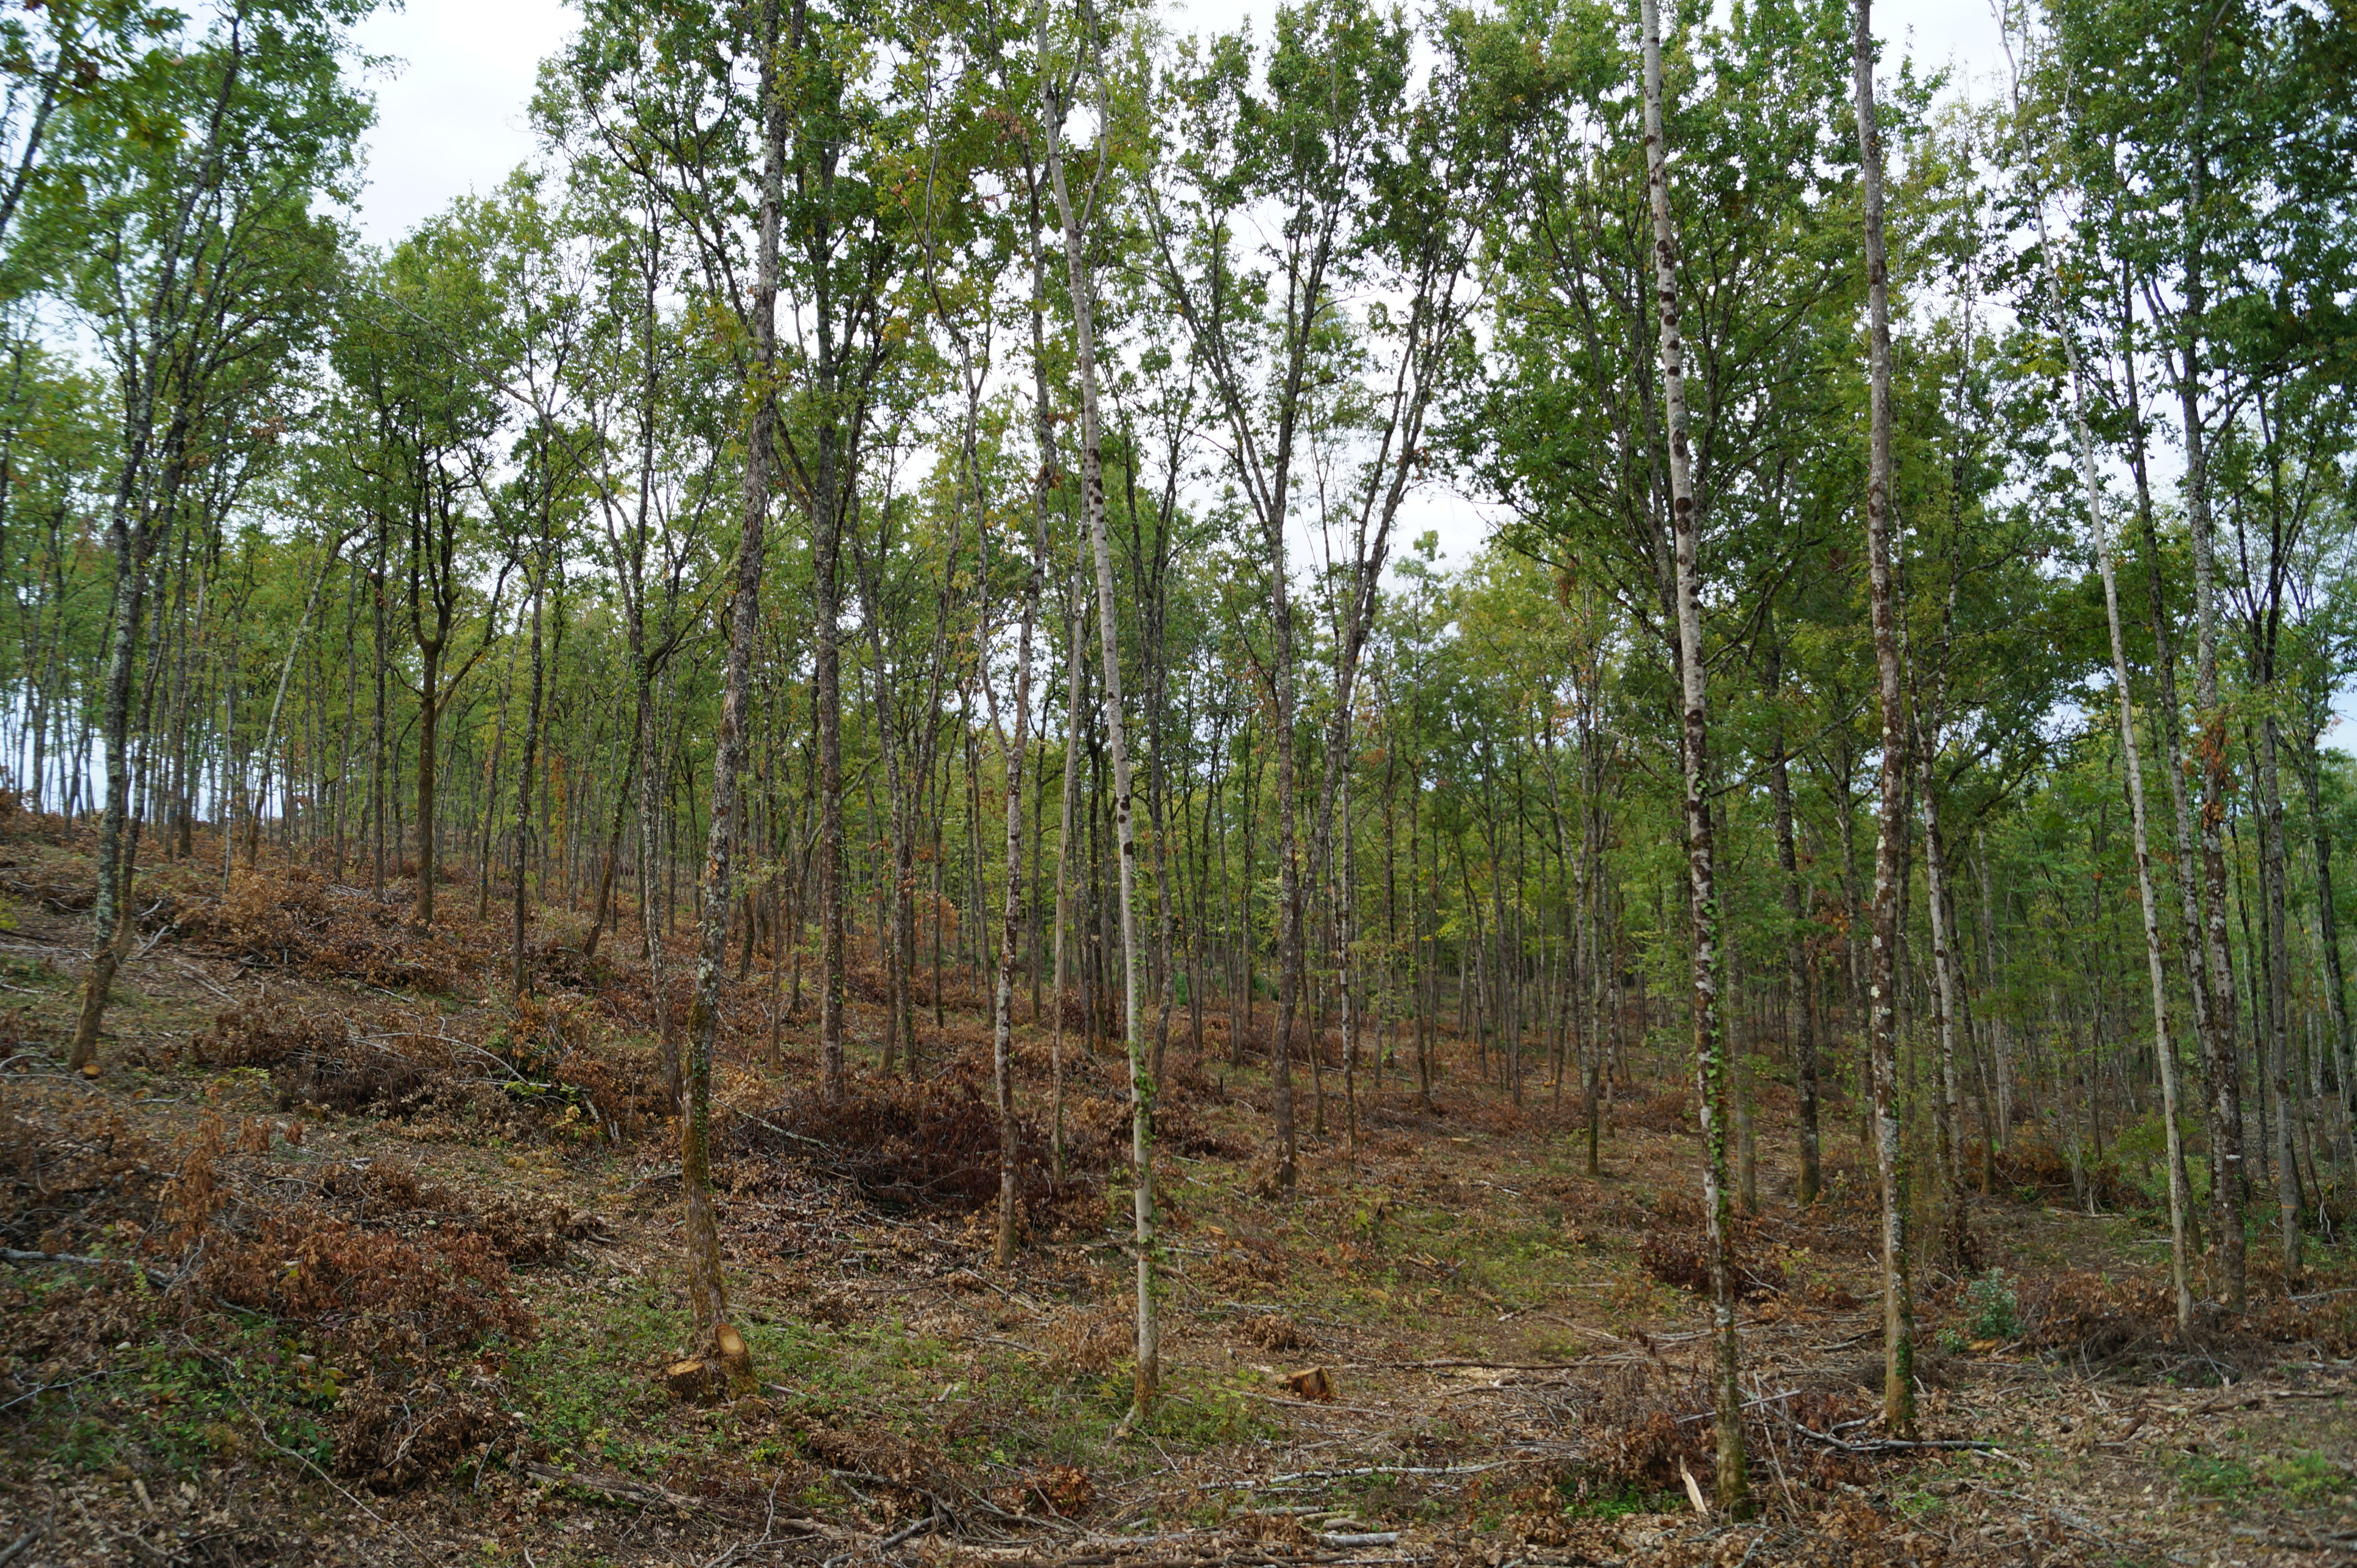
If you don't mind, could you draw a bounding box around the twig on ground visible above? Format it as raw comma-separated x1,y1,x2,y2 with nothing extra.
1256,1462,1518,1485
2,1248,171,1287
170,957,237,1004
1793,1423,1999,1456
200,1349,436,1567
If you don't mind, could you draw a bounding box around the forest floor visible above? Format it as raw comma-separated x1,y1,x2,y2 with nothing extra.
4,821,2356,1568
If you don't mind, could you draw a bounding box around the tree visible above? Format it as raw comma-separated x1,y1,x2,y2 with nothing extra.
1851,0,1914,1437
1045,0,1154,1416
1641,0,1747,1512
676,0,783,1393
60,0,371,1069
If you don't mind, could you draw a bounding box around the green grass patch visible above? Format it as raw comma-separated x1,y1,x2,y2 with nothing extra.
2175,1450,2355,1506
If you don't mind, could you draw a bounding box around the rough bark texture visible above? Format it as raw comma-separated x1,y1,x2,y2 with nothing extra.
1640,0,1747,1513
1767,635,1819,1205
2023,184,2197,1319
2173,100,2246,1311
682,0,783,1363
992,184,1058,1267
1852,0,1914,1438
513,556,545,998
2089,454,2196,1324
2257,713,2299,1282
1915,742,1972,1270
2300,746,2356,1177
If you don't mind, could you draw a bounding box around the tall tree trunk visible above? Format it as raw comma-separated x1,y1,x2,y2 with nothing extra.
2299,741,2355,1177
1852,0,1915,1437
1767,632,1820,1205
681,0,782,1389
1047,74,1154,1418
68,501,161,1072
2022,194,2198,1319
1641,0,1746,1510
1049,565,1084,1180
813,451,847,1096
412,637,443,927
69,29,248,1070
2118,296,2225,1292
1914,732,1972,1268
2171,97,2248,1311
641,662,678,1107
993,195,1059,1265
514,552,546,996
583,758,634,960
2257,713,2299,1283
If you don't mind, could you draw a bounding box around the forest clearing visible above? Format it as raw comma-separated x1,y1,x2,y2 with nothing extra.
1,0,2355,1561
2,825,2353,1567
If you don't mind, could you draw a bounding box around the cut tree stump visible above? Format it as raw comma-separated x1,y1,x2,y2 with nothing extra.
716,1321,757,1399
667,1323,757,1404
665,1358,722,1404
1284,1366,1334,1401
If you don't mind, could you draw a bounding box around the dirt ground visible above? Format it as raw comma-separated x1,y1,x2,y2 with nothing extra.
3,827,2354,1568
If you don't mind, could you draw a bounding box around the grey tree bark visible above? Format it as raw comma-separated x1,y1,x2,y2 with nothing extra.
1640,0,1747,1511
1851,0,1915,1437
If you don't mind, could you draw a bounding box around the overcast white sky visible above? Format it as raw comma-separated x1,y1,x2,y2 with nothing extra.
341,1,2353,742
346,0,2013,249
346,0,2016,537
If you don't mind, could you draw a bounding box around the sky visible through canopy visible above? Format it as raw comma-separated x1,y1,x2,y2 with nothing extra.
346,0,2353,743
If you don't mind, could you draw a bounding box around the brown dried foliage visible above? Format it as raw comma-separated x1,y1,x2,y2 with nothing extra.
187,999,350,1069
177,867,473,991
737,1065,1091,1217
1983,1136,2146,1212
4,1097,551,1493
200,1210,531,1367
313,1158,603,1265
799,1421,940,1485
1636,1227,1787,1301
0,1084,167,1251
2003,1267,2356,1379
1041,1300,1133,1372
483,993,668,1139
331,1371,508,1491
1569,1359,1873,1504
1241,1312,1308,1352
1015,1464,1094,1517
1615,1087,1697,1133
274,1034,436,1118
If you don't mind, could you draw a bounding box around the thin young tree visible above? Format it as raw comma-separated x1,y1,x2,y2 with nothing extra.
2002,14,2195,1326
1639,0,1747,1513
679,0,783,1392
1044,8,1154,1417
1851,0,1914,1437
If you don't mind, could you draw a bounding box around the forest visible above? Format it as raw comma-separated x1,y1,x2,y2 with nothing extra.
1,0,2355,1561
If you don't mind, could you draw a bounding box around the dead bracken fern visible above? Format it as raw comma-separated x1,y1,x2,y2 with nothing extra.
175,866,475,991
1,1096,560,1493
735,1065,1088,1217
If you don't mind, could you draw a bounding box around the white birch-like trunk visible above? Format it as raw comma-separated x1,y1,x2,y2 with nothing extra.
1641,0,1746,1512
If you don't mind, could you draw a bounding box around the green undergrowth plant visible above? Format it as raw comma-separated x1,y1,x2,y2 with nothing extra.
2175,1451,2355,1507
10,1285,338,1479
1556,1477,1681,1521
